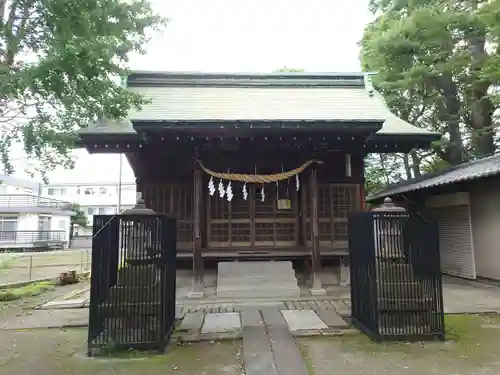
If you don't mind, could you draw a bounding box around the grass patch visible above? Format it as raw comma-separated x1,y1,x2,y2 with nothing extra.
0,281,56,301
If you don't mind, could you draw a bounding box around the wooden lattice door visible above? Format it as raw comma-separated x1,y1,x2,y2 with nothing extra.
304,184,360,251
207,189,251,248
142,185,193,251
207,184,298,249
253,184,297,248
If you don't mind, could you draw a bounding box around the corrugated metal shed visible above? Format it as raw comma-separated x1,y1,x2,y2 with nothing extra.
368,153,500,201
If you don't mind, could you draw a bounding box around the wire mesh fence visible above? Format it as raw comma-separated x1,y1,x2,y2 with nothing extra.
0,249,91,286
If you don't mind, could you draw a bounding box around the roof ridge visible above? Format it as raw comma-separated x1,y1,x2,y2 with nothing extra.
126,71,367,88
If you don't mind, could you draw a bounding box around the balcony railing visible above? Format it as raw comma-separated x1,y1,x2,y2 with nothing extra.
0,230,66,245
0,194,72,210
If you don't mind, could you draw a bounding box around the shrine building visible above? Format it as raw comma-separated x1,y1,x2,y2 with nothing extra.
78,71,440,294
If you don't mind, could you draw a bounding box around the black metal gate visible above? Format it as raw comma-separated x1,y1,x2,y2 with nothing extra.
87,214,177,355
348,211,445,341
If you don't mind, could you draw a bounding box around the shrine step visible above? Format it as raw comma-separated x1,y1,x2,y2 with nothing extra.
216,261,301,298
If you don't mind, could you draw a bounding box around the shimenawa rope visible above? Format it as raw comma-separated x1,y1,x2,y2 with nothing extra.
195,159,323,184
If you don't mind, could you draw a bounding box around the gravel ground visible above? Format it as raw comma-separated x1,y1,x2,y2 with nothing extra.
298,314,500,375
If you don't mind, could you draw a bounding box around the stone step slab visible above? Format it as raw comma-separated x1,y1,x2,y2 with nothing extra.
217,260,300,299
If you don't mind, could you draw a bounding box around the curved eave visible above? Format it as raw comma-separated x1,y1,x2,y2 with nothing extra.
366,131,442,153
130,119,383,134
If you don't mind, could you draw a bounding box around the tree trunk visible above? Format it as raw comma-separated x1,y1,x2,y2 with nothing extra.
402,154,413,179
409,150,421,178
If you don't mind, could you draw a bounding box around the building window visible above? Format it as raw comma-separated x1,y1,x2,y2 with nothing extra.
38,216,52,241
47,188,60,196
0,215,18,241
98,207,106,214
76,188,81,195
84,188,96,195
87,207,95,215
99,187,108,195
61,188,68,196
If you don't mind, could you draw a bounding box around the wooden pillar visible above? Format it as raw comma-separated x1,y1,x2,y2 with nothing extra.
188,162,205,298
309,167,326,295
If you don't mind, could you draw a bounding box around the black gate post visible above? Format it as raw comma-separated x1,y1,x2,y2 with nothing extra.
348,197,445,341
87,199,177,355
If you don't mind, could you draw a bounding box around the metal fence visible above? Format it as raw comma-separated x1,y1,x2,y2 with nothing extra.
348,211,445,341
0,230,66,245
0,249,91,286
87,214,177,355
0,194,72,210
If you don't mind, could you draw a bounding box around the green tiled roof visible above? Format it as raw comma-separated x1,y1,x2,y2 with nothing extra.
79,71,440,138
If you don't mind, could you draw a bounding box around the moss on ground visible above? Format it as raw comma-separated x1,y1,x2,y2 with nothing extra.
299,313,500,369
0,281,56,301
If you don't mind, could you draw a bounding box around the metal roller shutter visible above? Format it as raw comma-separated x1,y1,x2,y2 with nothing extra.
429,205,476,279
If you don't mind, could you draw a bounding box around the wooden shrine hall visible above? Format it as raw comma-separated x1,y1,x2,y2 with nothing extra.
79,71,440,295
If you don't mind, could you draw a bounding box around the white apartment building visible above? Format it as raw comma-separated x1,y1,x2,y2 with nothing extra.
42,181,137,225
0,175,73,250
41,153,138,230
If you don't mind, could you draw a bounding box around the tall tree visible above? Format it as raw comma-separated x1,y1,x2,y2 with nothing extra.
69,203,88,237
360,0,500,165
0,0,165,178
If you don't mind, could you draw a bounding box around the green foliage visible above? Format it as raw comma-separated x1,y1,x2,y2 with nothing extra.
0,281,55,301
360,0,500,165
364,154,404,197
70,203,88,228
0,0,166,179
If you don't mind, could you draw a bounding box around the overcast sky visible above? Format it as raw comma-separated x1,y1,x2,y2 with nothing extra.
13,0,372,185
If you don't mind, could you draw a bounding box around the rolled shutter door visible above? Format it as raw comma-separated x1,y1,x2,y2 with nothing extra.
429,205,475,279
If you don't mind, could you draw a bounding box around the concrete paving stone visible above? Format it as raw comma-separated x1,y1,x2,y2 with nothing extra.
178,311,205,332
201,312,241,334
234,301,285,310
261,308,287,327
39,299,86,309
314,307,349,328
3,308,89,330
241,308,263,328
242,326,279,375
281,309,328,332
267,325,310,375
198,331,242,341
